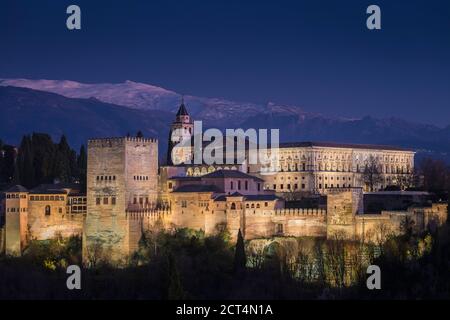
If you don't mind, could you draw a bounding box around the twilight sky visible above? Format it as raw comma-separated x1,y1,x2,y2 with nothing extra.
1,0,449,126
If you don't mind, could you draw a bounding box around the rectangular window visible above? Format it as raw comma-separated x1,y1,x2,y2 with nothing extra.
103,197,108,205
96,198,100,205
230,181,234,189
111,197,116,205
319,184,322,189
276,223,284,234
301,184,305,189
181,200,187,208
238,180,241,190
257,183,261,191
245,180,248,190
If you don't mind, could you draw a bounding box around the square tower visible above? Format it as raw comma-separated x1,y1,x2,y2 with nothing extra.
84,137,158,265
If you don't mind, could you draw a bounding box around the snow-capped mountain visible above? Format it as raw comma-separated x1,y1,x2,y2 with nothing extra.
0,78,315,127
1,79,449,162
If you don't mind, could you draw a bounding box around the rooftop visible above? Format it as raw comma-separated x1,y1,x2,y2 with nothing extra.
5,185,28,193
214,194,281,201
176,101,189,116
202,170,264,182
278,141,413,152
29,183,81,195
172,184,222,193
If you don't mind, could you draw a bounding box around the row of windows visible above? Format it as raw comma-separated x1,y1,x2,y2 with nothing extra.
44,206,63,215
275,163,411,174
6,194,27,199
318,184,352,189
279,153,411,163
273,183,306,190
229,180,261,191
6,207,27,212
96,197,116,205
245,202,269,209
318,176,351,181
71,205,87,212
70,197,87,204
132,197,151,205
96,175,116,181
133,176,149,181
30,195,65,201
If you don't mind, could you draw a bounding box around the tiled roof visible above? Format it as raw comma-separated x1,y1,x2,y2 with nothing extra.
278,141,412,151
169,176,202,181
244,194,281,201
29,183,80,195
173,184,222,193
202,170,264,182
5,185,28,193
176,102,189,116
214,194,281,202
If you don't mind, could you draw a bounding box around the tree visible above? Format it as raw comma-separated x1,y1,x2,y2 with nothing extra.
136,131,144,138
77,145,87,190
362,155,383,192
0,144,17,183
52,135,75,183
393,170,417,190
418,157,449,196
31,133,56,184
233,229,247,274
17,135,36,188
165,254,185,299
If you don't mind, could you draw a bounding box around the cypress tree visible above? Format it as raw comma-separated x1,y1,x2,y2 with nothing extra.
17,135,35,188
53,135,72,183
31,133,56,184
77,144,87,190
166,254,185,299
233,229,247,274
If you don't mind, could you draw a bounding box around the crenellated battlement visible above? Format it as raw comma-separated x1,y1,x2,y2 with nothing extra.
326,187,363,194
126,208,171,220
242,208,326,217
125,136,158,143
274,208,326,216
88,136,158,147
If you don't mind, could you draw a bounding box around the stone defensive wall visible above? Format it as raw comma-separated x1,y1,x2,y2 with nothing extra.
273,208,326,216
125,208,171,220
28,213,84,241
87,137,158,147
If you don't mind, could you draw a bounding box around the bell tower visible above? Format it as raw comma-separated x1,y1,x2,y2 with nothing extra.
166,97,194,165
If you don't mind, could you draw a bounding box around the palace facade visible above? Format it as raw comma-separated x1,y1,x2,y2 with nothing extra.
0,101,446,264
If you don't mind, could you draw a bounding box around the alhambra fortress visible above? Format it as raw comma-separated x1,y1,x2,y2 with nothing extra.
0,102,447,264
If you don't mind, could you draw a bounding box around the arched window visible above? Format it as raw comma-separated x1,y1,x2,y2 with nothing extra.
230,202,236,210
45,205,51,216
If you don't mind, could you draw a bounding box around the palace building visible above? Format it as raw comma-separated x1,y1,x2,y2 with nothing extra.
0,100,446,264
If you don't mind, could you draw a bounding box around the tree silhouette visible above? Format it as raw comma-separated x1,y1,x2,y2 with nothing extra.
233,229,247,274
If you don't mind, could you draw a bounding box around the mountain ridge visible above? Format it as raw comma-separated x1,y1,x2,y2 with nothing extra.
0,80,449,162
